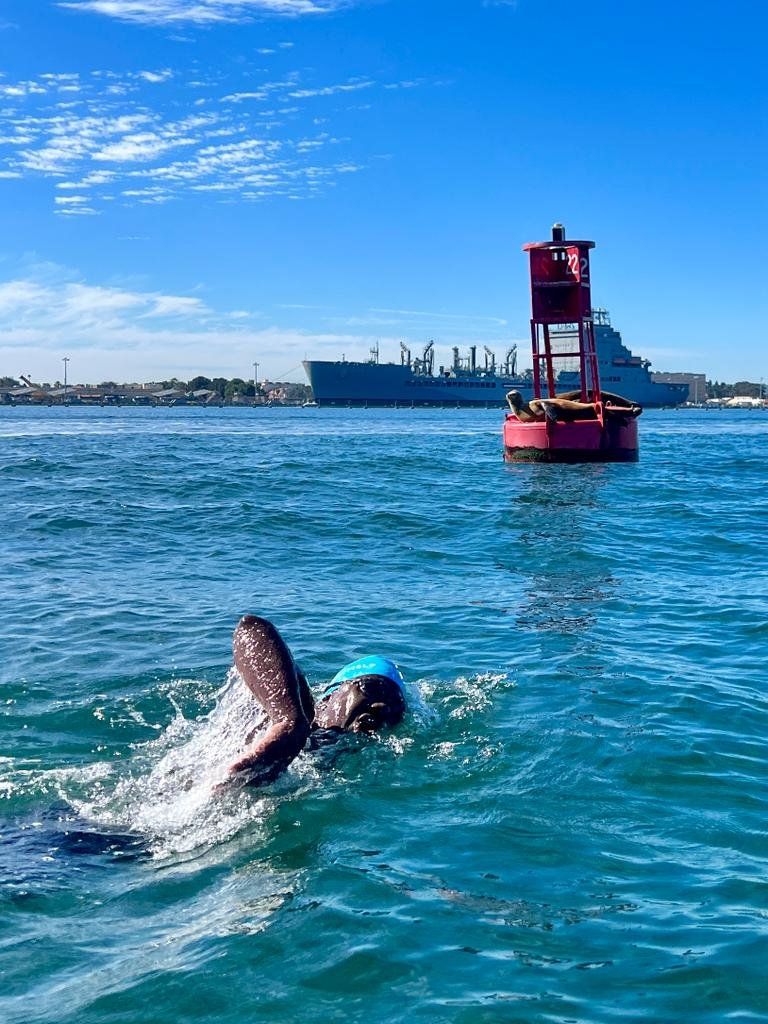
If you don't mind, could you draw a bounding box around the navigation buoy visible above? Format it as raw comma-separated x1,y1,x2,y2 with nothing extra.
503,224,641,462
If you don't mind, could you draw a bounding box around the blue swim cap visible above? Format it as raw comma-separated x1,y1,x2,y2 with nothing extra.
324,655,405,697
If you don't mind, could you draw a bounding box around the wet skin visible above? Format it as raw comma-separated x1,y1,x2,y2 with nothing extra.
228,615,405,786
506,390,598,423
506,389,642,422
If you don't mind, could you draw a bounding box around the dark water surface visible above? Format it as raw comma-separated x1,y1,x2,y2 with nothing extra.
1,407,767,1023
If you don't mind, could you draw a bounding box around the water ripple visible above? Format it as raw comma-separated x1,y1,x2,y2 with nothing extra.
1,407,768,1023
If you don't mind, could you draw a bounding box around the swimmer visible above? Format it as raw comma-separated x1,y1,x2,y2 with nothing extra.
225,615,406,786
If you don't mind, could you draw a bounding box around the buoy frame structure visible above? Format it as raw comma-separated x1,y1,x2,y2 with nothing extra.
503,223,641,463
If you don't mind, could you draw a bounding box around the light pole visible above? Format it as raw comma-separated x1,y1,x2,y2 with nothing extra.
253,362,259,403
63,356,70,399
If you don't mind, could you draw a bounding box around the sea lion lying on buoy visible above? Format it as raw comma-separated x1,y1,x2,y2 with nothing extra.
556,390,642,417
506,390,598,423
506,390,642,423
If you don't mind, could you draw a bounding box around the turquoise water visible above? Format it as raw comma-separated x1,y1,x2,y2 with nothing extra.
2,407,767,1024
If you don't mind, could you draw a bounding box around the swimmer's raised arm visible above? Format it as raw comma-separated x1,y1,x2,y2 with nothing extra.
228,615,312,784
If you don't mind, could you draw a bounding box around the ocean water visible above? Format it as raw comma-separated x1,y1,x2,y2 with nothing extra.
1,406,767,1024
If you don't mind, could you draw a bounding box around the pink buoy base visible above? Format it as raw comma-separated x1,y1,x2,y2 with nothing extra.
503,410,639,463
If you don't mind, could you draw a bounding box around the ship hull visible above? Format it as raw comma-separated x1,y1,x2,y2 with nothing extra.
303,323,689,408
302,359,531,407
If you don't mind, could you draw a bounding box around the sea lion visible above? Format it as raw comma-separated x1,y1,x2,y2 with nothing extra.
505,390,598,423
506,390,642,423
556,390,642,417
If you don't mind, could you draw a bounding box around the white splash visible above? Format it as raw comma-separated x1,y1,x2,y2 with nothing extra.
60,670,485,858
73,669,276,859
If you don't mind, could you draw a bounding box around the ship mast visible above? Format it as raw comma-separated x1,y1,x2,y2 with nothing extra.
504,345,517,376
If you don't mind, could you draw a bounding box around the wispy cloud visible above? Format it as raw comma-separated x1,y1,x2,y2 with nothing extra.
54,194,98,215
0,65,403,213
0,273,214,341
58,1,352,26
317,307,511,337
370,307,509,326
138,69,174,83
0,260,529,382
0,267,401,382
288,79,374,99
1,80,49,98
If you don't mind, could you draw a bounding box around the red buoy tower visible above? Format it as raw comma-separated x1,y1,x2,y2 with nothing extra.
503,223,641,462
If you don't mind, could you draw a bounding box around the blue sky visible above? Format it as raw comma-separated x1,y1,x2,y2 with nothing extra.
0,0,765,384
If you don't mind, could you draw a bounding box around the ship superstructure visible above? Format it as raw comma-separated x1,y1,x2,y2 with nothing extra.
303,311,688,408
556,309,683,403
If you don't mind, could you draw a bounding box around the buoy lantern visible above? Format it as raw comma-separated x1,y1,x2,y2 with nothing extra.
503,224,641,462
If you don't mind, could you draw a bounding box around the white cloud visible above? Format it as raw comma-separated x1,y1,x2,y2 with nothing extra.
1,81,47,98
94,129,199,162
221,91,266,103
370,308,509,326
0,262,530,385
58,1,351,26
0,66,382,211
57,170,118,188
315,307,514,341
0,280,48,312
0,270,395,382
288,80,374,99
138,70,173,83
146,294,209,317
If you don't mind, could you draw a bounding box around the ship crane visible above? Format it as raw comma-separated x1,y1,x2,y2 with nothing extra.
400,341,411,368
483,346,496,373
422,340,435,375
504,345,518,377
412,340,434,376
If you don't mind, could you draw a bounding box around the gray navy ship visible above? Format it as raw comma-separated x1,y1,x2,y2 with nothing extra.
303,309,688,408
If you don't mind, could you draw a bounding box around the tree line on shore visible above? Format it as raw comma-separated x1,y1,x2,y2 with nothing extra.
706,380,765,400
0,375,312,401
2,374,764,401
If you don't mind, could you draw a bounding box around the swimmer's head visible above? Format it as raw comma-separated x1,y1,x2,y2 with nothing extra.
313,656,406,734
314,674,406,733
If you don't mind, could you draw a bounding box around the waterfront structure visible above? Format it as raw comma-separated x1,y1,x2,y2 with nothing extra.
651,372,707,404
723,396,767,408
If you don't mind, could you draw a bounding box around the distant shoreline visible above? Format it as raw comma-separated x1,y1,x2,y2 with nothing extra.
0,398,311,409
